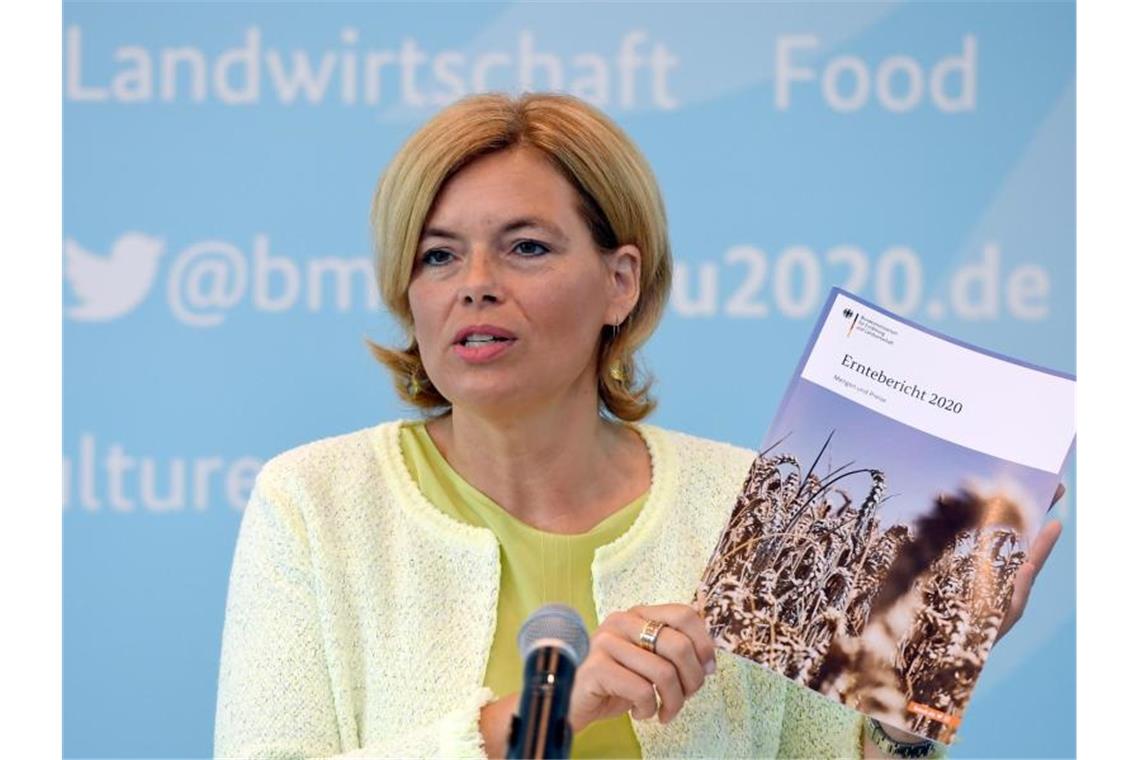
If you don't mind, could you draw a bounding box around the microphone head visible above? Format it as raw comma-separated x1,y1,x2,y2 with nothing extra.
516,604,590,666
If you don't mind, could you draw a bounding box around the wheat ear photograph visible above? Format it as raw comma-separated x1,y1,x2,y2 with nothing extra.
696,379,1063,744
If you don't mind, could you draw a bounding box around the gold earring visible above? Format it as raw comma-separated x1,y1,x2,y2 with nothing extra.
609,361,627,384
408,373,423,398
609,319,626,384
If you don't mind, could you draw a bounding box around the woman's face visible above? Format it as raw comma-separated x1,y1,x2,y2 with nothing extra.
408,146,640,417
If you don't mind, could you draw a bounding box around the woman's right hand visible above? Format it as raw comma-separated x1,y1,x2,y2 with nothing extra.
568,603,718,733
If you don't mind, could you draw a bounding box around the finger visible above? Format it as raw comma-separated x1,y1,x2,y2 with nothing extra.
1026,520,1062,575
998,565,1032,640
588,649,659,721
630,604,717,671
998,522,1063,641
595,631,687,722
605,613,706,697
653,627,707,697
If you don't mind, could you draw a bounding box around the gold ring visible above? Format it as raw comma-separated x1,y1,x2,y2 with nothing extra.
638,619,667,653
629,685,663,721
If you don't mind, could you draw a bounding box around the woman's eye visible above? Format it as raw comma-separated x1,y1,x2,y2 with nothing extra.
421,249,453,266
513,240,550,257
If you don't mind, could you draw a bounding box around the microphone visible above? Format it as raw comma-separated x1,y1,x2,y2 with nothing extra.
506,604,590,760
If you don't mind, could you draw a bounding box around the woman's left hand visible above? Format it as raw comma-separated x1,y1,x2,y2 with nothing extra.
994,483,1066,643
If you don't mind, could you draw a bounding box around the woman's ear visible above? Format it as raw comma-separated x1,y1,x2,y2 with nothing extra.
607,244,642,321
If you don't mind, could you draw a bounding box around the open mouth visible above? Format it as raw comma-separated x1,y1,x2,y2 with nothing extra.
458,334,514,347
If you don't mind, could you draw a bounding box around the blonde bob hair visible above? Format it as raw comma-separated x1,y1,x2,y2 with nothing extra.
367,92,672,422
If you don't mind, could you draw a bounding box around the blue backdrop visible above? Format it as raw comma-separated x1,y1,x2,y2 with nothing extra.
63,2,1075,757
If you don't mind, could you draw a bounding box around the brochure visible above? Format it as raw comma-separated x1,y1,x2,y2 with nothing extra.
695,288,1075,743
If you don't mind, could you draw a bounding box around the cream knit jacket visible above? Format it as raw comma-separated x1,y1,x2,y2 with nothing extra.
215,420,864,759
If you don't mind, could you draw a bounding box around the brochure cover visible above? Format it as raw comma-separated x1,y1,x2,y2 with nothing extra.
695,288,1075,744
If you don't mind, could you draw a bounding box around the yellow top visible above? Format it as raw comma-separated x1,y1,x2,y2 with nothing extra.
400,420,646,759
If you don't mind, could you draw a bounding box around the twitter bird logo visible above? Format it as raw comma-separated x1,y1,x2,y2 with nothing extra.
65,232,164,321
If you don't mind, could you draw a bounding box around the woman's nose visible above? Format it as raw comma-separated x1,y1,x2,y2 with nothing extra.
458,247,502,305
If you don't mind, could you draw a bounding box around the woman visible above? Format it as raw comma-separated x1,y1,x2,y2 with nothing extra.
214,93,1059,759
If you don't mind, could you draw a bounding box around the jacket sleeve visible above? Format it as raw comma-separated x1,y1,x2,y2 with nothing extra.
214,474,496,759
775,684,951,760
775,681,865,759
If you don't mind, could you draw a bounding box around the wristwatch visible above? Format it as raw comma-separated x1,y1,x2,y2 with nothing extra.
866,717,937,758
